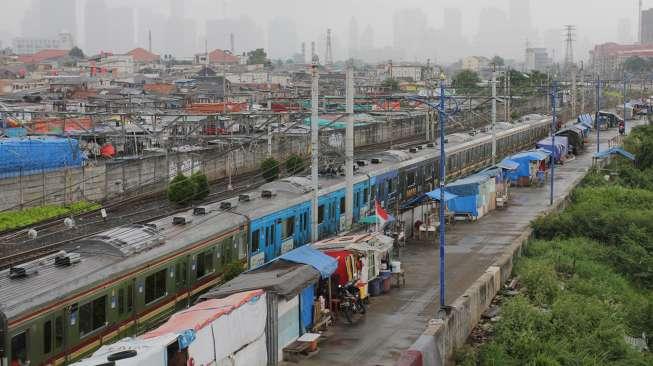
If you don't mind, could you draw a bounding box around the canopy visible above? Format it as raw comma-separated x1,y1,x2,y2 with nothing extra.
280,245,338,278
347,234,394,253
536,136,568,162
446,174,491,197
594,147,635,161
497,159,519,171
425,188,459,202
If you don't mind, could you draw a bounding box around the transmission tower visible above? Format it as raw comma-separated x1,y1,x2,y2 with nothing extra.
325,29,334,65
564,25,576,74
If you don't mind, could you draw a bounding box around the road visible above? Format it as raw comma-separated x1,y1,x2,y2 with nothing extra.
296,120,644,366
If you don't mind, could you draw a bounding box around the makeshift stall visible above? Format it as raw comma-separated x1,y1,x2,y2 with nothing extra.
477,158,519,208
537,136,569,163
556,127,585,154
444,173,497,220
200,246,337,365
505,150,551,187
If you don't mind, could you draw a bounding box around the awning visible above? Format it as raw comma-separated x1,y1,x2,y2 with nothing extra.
498,159,519,171
347,234,394,253
280,245,338,278
400,193,428,210
593,147,635,161
425,189,458,202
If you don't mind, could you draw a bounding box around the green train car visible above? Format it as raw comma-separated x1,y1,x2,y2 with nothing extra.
0,205,249,366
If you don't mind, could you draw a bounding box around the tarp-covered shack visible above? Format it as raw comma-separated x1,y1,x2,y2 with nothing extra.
505,150,550,186
200,246,336,365
444,173,497,219
537,136,568,163
556,127,584,154
0,137,86,177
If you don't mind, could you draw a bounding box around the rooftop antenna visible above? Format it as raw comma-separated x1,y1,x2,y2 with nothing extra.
311,41,316,61
325,29,333,65
230,33,235,54
301,42,306,63
148,29,152,53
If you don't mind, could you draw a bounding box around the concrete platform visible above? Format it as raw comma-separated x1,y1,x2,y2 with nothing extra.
295,121,643,366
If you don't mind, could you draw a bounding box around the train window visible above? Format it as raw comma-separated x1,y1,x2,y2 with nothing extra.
265,227,271,246
407,172,416,186
196,251,213,279
54,316,63,349
175,261,187,288
118,288,125,314
303,212,309,232
363,188,369,203
318,205,324,224
43,320,52,354
340,197,345,214
10,331,27,365
79,296,106,336
270,225,275,245
145,269,167,303
237,234,247,260
251,229,260,253
127,284,134,312
283,217,295,239
354,193,359,208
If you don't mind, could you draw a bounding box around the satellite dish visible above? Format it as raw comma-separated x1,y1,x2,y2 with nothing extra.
27,229,38,239
64,217,75,229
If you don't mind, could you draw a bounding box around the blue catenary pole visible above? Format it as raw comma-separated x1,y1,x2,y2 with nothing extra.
624,73,627,129
596,76,601,153
438,78,446,309
550,81,557,206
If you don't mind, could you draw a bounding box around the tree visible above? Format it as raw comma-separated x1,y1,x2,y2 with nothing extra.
247,48,269,65
260,157,280,182
491,55,505,67
382,78,400,92
69,46,85,59
452,70,481,92
285,154,305,174
190,172,210,200
167,173,196,204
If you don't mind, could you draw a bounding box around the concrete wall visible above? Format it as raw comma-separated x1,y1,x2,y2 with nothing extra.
0,114,427,211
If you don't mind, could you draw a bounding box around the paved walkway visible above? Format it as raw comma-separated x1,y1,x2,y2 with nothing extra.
297,121,643,366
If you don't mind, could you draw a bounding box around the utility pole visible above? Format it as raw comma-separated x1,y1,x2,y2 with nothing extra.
550,81,557,206
344,61,354,231
310,56,320,243
504,69,508,122
596,75,601,153
580,62,585,114
325,29,334,66
507,68,511,122
491,66,497,164
437,74,447,309
571,65,577,119
624,72,628,129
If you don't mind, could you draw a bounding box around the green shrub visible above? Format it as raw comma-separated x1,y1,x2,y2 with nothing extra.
167,173,196,204
285,154,305,174
191,172,210,200
261,157,280,182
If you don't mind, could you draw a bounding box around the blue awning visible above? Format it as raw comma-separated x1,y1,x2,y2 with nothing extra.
400,193,428,210
425,189,458,203
498,159,519,171
280,245,338,278
593,147,635,161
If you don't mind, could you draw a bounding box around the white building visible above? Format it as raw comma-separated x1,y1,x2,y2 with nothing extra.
462,56,490,73
97,55,135,76
525,48,551,72
12,32,74,55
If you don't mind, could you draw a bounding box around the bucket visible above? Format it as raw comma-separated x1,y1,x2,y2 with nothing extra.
380,271,392,293
390,261,401,273
369,278,382,296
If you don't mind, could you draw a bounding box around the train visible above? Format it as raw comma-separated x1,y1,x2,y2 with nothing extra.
0,115,551,366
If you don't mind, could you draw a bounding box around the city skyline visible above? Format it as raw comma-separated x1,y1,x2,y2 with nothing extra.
0,0,645,64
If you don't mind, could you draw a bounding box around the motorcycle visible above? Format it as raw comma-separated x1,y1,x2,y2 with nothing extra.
338,284,366,324
619,123,626,136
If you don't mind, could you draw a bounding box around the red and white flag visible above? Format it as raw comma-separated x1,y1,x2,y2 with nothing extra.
375,200,390,227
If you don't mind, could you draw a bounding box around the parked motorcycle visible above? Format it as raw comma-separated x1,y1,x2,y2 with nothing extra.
619,122,626,136
338,284,366,324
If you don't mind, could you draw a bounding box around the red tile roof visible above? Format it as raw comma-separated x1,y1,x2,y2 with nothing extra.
208,49,239,64
17,49,69,64
127,47,160,63
143,83,176,95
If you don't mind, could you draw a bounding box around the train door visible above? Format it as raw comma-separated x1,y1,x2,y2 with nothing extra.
40,311,65,365
249,226,265,268
10,330,28,366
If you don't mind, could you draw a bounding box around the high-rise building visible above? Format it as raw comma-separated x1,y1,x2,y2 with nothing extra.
22,0,77,40
475,7,511,57
12,32,74,55
137,8,166,54
348,17,359,59
84,0,109,54
641,8,653,44
509,0,532,36
268,17,298,60
393,8,428,61
443,8,463,39
618,18,633,44
525,47,551,72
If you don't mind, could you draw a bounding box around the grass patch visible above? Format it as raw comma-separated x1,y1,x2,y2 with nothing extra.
0,201,101,231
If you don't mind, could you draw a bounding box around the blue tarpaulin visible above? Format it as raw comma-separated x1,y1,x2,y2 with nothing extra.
177,329,196,349
497,159,519,171
505,150,551,182
299,284,315,333
574,123,590,137
446,174,490,197
280,245,338,278
578,113,594,129
537,136,568,162
594,147,635,161
0,137,86,177
425,189,458,202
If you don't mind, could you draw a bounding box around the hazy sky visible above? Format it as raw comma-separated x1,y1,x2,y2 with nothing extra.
0,0,644,62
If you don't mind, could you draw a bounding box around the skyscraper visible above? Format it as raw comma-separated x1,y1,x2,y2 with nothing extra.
393,8,428,61
22,0,77,39
509,0,532,35
348,17,359,59
475,7,511,57
443,8,463,39
641,8,653,44
268,17,298,60
618,18,633,44
84,0,109,53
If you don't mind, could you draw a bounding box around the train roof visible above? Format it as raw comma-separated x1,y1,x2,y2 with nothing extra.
226,116,551,222
0,205,247,321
